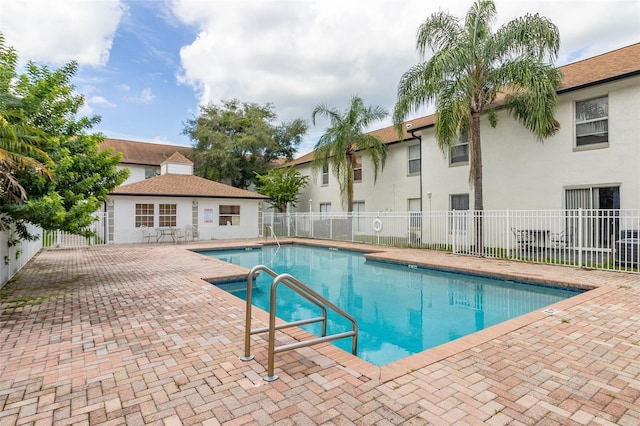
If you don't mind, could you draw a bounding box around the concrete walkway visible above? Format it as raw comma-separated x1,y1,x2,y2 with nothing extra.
1,239,639,425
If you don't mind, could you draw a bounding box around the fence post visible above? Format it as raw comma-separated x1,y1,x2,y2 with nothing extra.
506,209,511,259
452,210,457,253
577,208,583,268
329,215,333,240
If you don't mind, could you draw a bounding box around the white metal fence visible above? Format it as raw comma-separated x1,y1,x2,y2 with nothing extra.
42,212,108,248
262,209,640,273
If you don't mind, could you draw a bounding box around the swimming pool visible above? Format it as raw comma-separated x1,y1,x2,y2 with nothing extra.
201,244,582,366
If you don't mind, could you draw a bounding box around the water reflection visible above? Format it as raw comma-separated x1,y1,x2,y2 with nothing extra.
206,245,581,366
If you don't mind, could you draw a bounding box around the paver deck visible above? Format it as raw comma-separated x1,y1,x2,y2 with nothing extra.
1,238,639,425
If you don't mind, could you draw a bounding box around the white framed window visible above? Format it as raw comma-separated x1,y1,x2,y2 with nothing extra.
135,203,154,227
145,167,159,179
319,202,331,218
353,201,365,232
576,96,608,147
450,194,469,211
321,165,329,185
219,205,240,226
450,194,469,231
408,198,421,229
450,133,469,165
408,144,420,174
158,204,177,227
353,156,362,182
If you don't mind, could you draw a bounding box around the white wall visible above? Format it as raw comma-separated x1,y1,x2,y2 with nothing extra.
120,164,150,186
295,141,422,214
1,224,43,287
296,75,640,213
110,196,262,243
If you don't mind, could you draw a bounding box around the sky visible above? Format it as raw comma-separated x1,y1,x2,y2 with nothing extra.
1,0,638,157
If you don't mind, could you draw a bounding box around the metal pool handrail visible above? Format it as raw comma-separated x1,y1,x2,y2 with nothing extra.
266,225,280,248
240,264,358,382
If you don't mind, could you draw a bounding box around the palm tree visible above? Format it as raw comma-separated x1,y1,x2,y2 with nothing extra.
393,0,562,251
0,94,52,203
312,95,388,213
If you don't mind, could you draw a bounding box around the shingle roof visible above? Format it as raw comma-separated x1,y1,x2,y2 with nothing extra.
110,173,268,199
559,42,640,92
99,139,192,166
164,151,193,164
289,42,640,166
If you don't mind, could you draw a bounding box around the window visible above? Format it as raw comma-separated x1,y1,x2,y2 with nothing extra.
566,186,620,247
319,203,331,218
450,194,469,231
145,167,159,179
353,156,362,182
408,198,421,229
158,203,177,227
408,144,420,174
576,96,608,147
219,205,240,226
135,203,154,227
450,133,469,164
321,165,329,185
353,201,365,232
451,194,469,211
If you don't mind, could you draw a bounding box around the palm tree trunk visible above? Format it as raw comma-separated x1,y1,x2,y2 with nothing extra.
470,111,484,254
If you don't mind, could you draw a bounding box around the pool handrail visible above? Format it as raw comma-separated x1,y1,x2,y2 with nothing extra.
240,264,358,382
266,225,280,248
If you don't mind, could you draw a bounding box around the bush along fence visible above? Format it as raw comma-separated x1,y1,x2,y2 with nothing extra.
262,209,640,273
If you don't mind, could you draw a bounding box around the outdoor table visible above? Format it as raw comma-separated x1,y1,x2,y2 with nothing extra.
155,227,176,243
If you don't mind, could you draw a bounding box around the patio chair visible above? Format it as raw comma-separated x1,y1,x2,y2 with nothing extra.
184,225,200,242
140,225,152,243
511,227,534,251
173,227,186,243
550,227,572,248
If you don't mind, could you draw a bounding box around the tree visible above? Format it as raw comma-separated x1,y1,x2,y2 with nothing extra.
393,0,562,250
184,99,307,189
255,167,309,213
1,94,53,204
311,95,388,213
0,34,129,238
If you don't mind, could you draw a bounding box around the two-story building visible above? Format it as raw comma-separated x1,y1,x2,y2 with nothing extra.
291,43,640,216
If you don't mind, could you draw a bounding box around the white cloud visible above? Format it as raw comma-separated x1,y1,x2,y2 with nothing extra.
90,96,117,108
79,95,116,117
128,88,155,104
1,0,126,66
172,0,639,155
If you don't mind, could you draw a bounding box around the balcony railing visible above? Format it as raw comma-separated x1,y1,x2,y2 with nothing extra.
262,209,640,273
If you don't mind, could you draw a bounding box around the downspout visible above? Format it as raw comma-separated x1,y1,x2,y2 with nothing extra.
408,127,423,213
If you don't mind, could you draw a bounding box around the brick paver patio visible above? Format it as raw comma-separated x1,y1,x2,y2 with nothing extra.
1,239,639,425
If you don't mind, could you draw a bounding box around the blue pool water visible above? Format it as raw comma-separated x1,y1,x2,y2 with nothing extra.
201,245,582,366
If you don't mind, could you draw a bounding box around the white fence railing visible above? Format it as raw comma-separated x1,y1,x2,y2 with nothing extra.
262,209,640,273
42,212,108,248
1,221,43,287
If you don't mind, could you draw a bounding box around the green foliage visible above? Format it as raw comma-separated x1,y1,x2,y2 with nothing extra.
0,35,53,204
393,0,562,212
255,167,309,213
184,99,308,189
0,33,129,238
312,95,388,212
